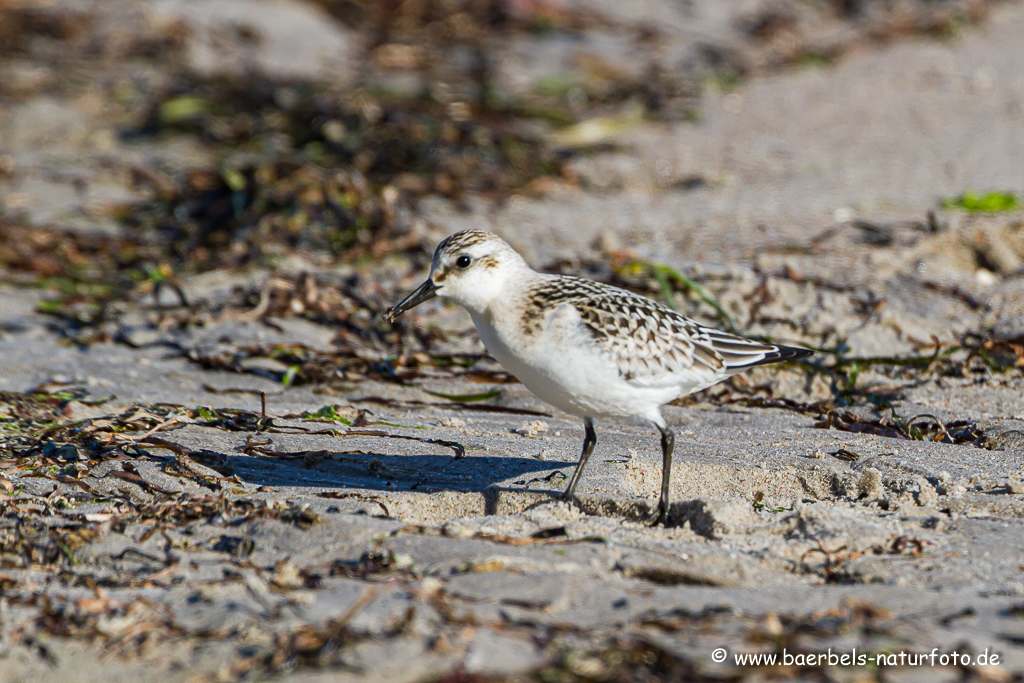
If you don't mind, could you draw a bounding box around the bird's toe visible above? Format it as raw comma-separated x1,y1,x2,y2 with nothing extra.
643,500,670,526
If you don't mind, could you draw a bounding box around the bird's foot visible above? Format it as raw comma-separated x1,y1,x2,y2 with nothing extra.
644,501,668,527
560,490,580,509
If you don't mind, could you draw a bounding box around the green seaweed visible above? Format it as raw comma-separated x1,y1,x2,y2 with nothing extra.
941,190,1019,212
301,405,354,426
795,52,833,69
281,365,301,387
158,95,209,125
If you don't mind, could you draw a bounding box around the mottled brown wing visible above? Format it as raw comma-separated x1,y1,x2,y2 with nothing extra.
574,290,726,381
523,277,794,382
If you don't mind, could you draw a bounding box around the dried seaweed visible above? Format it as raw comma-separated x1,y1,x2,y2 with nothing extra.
711,394,991,448
800,536,933,583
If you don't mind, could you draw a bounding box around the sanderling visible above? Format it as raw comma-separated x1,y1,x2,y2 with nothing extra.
385,230,812,524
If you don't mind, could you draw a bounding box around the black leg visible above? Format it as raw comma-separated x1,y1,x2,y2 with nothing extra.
561,417,596,502
646,425,675,526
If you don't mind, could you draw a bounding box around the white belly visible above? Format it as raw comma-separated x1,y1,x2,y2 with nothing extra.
470,309,682,422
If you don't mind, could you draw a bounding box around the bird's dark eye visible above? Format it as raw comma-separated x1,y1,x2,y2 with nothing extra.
455,255,471,268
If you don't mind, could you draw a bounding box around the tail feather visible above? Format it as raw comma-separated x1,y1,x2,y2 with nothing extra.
693,324,813,371
738,344,813,368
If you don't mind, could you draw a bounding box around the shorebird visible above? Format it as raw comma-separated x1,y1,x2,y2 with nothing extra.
385,230,811,524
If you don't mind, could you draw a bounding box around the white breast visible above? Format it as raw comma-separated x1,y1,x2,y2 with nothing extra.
470,304,686,422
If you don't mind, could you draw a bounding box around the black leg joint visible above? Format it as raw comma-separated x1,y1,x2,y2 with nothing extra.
561,417,597,502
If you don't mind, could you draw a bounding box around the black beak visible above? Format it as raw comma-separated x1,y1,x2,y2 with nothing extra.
384,279,438,322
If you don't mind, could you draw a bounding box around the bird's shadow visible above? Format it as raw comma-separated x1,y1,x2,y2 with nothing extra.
208,449,570,499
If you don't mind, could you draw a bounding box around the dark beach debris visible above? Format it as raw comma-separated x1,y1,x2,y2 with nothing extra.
350,395,551,417
226,585,381,676
0,394,475,502
799,535,933,584
186,340,513,386
710,394,992,448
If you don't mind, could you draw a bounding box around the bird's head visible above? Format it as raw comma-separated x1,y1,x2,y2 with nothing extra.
384,230,528,321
